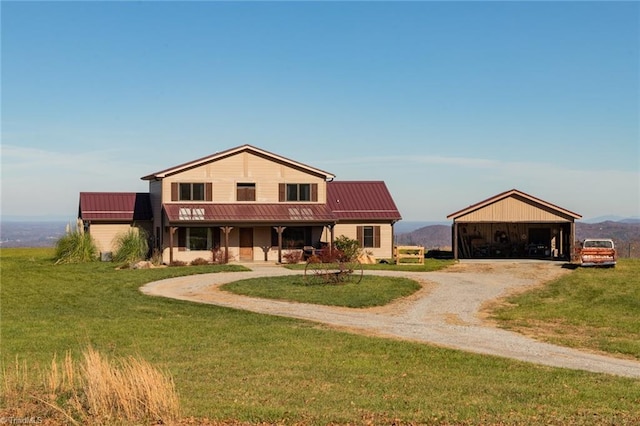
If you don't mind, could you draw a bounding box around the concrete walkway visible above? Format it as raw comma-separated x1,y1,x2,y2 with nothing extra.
141,261,640,379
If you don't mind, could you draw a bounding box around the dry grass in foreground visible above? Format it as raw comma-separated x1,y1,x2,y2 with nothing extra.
1,346,179,425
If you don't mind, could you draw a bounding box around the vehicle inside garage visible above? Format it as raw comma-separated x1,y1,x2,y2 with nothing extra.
448,189,581,260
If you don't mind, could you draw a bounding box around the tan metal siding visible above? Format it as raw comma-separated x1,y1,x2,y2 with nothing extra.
90,224,132,254
161,151,327,204
455,196,574,223
332,223,394,259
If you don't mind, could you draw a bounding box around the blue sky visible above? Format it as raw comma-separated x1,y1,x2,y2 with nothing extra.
2,1,639,222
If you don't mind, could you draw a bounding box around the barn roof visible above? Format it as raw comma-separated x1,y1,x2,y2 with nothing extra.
79,192,153,222
326,181,402,221
446,188,581,221
141,144,336,181
163,203,336,223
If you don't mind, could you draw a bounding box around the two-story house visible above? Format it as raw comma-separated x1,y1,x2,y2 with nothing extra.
78,145,402,263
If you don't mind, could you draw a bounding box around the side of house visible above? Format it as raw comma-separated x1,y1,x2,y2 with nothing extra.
78,192,153,258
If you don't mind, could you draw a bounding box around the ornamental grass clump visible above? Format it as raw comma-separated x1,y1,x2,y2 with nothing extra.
54,230,98,264
1,347,180,425
112,229,149,265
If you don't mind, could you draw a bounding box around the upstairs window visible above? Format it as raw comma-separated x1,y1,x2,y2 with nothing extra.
181,183,204,201
171,183,212,201
279,183,318,202
237,183,256,201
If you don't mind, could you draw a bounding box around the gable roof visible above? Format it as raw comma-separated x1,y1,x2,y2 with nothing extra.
79,192,153,222
446,188,581,221
141,144,336,181
327,181,402,221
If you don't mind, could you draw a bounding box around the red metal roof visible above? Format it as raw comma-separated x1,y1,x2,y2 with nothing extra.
79,192,152,222
326,181,402,221
164,203,336,223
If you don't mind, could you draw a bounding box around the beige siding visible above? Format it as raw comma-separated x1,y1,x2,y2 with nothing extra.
90,224,133,254
331,223,394,259
162,151,327,204
455,196,574,223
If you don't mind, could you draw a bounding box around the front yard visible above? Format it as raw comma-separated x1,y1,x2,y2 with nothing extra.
1,248,639,425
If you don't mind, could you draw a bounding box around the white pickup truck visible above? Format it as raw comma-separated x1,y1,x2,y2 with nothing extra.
578,238,617,267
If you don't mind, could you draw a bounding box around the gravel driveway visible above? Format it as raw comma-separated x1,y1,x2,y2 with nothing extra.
141,261,640,379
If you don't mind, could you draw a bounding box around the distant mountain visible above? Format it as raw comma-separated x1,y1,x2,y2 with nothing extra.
620,218,640,224
394,221,449,234
396,224,452,249
396,220,640,257
575,220,640,242
583,216,640,224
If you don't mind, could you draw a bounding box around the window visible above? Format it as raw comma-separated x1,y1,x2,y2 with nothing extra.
271,226,311,249
171,183,212,201
357,226,381,248
237,183,256,201
279,183,317,202
363,227,374,248
180,183,204,201
187,228,209,250
179,208,205,220
178,227,221,251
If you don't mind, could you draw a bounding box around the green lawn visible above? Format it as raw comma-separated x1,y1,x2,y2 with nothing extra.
492,258,640,359
221,275,421,307
1,248,639,425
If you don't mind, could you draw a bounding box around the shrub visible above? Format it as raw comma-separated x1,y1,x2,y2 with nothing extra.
334,235,361,261
211,247,227,264
282,250,303,264
112,229,149,265
54,230,98,264
150,248,163,266
190,257,210,266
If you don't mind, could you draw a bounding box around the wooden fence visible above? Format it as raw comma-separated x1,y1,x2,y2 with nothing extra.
394,246,424,265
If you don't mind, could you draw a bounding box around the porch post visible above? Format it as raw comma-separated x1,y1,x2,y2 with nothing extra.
220,226,233,264
274,226,286,264
169,227,178,265
570,221,576,262
452,222,459,260
329,225,335,251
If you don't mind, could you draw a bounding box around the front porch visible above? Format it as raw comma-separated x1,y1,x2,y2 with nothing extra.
161,223,336,265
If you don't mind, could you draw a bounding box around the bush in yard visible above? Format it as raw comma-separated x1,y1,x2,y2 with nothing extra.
282,249,303,264
112,229,149,264
211,247,227,264
191,257,210,266
54,230,99,264
334,235,361,261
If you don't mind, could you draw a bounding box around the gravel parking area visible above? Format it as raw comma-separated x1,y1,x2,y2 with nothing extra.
141,261,640,379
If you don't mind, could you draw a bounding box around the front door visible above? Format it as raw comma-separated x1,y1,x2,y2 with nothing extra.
239,228,253,261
